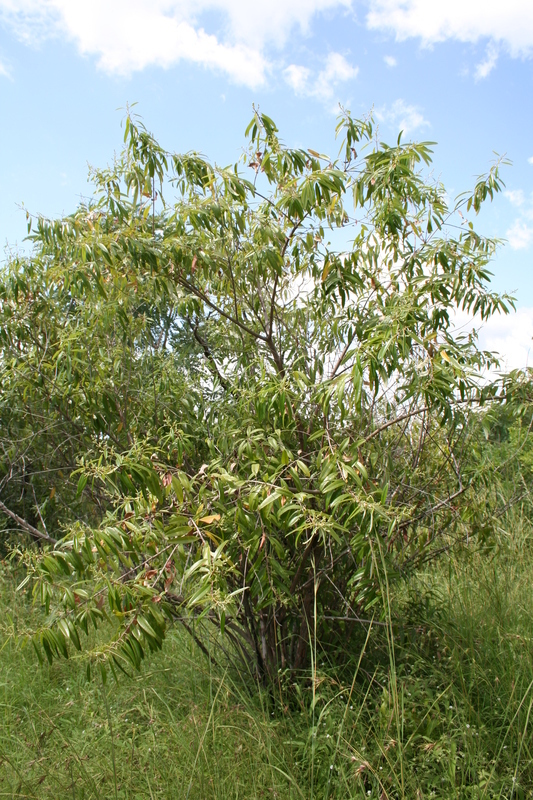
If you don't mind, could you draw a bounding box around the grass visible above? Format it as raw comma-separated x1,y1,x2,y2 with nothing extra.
1,510,533,799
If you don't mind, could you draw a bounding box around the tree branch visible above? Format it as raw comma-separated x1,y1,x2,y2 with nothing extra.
187,317,229,390
178,275,266,342
329,335,354,380
0,500,57,544
363,406,429,443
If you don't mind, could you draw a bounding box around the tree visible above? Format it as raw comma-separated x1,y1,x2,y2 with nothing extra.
1,108,514,680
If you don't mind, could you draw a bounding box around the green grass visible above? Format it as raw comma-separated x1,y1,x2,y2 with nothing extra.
1,512,533,799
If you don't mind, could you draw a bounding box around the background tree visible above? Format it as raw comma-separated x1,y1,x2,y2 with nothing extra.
0,109,516,681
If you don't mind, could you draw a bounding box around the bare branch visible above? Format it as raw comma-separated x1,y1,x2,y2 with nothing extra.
329,336,354,380
187,317,230,390
178,275,266,342
363,406,429,443
0,500,57,544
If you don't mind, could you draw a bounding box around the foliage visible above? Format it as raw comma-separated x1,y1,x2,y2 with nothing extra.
2,507,533,799
0,107,519,680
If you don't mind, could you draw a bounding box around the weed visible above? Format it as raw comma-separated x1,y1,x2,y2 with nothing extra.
1,510,532,798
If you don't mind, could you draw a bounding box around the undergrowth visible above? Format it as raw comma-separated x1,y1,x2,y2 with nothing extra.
1,510,532,799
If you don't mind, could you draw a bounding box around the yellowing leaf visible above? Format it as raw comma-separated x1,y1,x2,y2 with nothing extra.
49,487,56,500
440,350,450,363
199,514,221,524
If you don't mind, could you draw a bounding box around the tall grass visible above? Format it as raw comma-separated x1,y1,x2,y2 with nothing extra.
1,509,533,798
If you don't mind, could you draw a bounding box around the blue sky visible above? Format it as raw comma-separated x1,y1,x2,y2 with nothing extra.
1,0,532,367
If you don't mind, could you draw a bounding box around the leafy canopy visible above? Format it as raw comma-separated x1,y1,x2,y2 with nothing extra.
0,108,515,680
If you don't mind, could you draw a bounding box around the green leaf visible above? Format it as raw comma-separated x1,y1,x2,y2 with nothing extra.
76,473,88,498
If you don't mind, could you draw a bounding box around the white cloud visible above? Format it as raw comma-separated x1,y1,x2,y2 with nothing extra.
284,53,358,104
453,307,533,371
366,0,533,57
375,99,430,135
0,58,10,78
528,157,533,165
504,189,526,207
0,1,268,85
2,1,533,86
475,41,499,80
383,55,397,67
505,189,533,249
507,220,533,250
284,64,311,93
0,0,352,86
314,52,358,100
475,308,533,370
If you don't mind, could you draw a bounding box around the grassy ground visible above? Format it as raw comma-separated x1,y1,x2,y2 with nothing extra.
1,512,533,799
